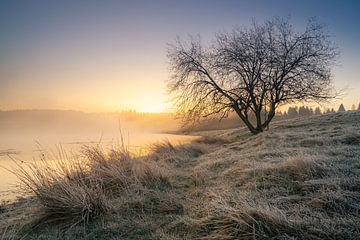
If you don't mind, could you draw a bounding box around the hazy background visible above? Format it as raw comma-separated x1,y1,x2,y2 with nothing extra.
0,110,194,199
0,0,359,199
0,0,359,112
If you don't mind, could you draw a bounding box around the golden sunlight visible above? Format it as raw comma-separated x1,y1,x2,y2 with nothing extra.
1,1,360,239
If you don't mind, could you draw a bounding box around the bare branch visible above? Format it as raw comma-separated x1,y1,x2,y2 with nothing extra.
167,18,338,134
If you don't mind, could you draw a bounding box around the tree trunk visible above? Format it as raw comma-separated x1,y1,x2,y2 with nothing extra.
255,109,263,133
232,103,276,135
232,104,262,134
261,104,276,130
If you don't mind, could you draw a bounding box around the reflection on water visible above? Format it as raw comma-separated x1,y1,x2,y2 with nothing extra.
0,131,197,201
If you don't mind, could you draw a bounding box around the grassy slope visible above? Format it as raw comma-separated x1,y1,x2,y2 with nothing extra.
1,111,360,239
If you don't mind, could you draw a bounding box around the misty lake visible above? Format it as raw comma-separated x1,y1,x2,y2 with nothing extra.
0,114,198,201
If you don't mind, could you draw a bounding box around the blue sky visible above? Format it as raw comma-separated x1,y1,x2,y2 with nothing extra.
0,0,359,112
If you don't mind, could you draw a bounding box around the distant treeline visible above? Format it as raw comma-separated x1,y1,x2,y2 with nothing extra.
183,103,360,132
278,103,360,118
0,105,359,133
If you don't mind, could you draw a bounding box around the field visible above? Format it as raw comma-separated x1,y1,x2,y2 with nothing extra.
1,111,360,239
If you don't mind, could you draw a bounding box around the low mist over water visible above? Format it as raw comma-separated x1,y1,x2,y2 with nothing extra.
0,110,196,200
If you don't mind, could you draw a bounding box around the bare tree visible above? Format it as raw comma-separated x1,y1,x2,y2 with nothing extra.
167,18,338,134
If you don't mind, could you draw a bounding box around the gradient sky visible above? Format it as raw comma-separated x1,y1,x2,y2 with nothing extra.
1,0,359,112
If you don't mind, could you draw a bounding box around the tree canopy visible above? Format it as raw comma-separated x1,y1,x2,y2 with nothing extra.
167,17,338,134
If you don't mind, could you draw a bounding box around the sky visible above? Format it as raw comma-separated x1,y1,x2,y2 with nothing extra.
0,0,359,113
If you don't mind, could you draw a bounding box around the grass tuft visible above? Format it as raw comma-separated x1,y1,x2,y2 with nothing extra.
300,138,324,147
198,194,304,240
83,146,169,192
340,133,360,145
13,145,170,228
194,136,230,145
13,151,109,226
150,140,207,165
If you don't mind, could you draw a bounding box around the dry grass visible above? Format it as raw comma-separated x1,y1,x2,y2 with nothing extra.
339,133,360,145
1,111,360,239
279,155,328,180
13,150,109,227
194,135,231,145
83,146,169,192
149,140,208,165
9,144,170,230
196,190,332,240
229,155,328,193
199,196,300,239
0,224,21,240
300,138,324,147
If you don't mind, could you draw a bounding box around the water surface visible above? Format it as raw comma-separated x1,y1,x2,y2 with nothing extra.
0,127,196,201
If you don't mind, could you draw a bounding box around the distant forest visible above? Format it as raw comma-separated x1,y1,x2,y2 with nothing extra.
184,103,360,132
0,104,359,133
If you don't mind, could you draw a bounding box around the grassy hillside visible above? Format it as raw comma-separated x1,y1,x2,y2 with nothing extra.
1,111,360,239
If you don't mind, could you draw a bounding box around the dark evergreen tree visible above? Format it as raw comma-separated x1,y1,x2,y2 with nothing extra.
338,104,346,112
298,106,306,116
351,104,356,111
287,107,298,118
315,107,322,115
308,107,314,116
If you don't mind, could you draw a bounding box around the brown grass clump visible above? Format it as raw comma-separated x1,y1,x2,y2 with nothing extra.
82,146,169,192
14,152,109,226
120,192,184,215
236,155,328,192
34,180,108,226
300,138,324,147
280,155,328,180
198,194,304,240
308,190,360,215
12,145,170,228
149,140,207,165
0,224,20,240
340,133,360,145
194,136,230,145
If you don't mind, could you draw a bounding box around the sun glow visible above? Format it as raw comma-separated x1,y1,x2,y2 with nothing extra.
136,104,166,113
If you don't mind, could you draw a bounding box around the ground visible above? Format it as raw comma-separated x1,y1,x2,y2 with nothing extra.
1,111,360,239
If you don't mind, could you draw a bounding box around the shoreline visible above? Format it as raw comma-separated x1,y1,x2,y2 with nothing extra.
1,111,360,239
